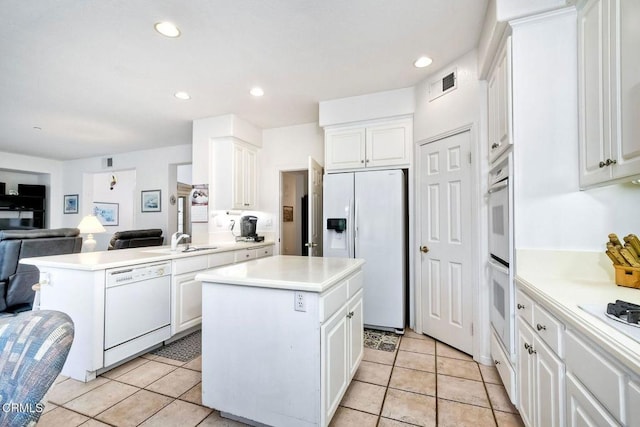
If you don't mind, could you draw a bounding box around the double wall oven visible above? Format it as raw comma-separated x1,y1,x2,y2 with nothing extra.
488,156,514,360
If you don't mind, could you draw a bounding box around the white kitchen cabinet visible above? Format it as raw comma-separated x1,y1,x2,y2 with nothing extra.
324,118,411,172
211,138,258,210
490,329,516,404
171,255,208,335
232,143,257,209
347,290,363,378
578,0,640,188
321,288,363,422
321,305,348,420
516,291,565,427
487,36,513,164
173,247,273,335
565,328,625,424
566,373,620,427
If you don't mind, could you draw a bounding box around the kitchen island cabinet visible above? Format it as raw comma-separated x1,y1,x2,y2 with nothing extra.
196,255,365,427
20,241,274,382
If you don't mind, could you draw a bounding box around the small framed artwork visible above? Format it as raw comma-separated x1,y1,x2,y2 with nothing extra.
93,202,119,226
64,194,79,214
141,190,161,212
283,206,293,222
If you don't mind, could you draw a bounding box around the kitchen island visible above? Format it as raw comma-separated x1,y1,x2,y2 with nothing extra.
196,255,365,427
19,241,274,382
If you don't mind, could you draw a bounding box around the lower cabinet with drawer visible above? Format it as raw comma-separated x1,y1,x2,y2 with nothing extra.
517,280,640,427
516,284,565,427
172,246,273,335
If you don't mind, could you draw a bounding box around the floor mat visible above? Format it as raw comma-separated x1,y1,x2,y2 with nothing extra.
151,328,399,361
151,330,201,362
363,328,400,352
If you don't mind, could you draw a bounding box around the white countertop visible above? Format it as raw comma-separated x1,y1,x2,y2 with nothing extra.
19,241,274,271
196,255,365,293
516,249,640,375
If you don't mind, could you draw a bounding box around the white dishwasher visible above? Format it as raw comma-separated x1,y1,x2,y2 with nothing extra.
104,261,172,367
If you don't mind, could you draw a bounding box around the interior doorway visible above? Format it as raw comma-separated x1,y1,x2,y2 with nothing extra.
280,170,308,255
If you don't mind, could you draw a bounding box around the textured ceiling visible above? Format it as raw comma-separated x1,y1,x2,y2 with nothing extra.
0,0,488,160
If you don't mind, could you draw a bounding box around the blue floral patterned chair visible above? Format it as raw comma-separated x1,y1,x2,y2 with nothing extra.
0,310,74,426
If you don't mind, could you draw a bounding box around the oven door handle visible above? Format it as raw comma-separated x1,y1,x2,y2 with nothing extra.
488,181,508,194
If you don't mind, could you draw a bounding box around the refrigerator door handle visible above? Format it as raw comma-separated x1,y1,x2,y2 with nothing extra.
354,199,358,241
347,199,352,258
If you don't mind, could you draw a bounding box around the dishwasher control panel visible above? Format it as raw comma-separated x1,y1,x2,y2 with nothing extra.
106,262,172,287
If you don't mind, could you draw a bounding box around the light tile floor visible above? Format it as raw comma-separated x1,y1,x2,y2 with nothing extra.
38,330,524,426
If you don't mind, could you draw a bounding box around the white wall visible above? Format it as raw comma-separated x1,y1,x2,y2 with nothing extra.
511,9,640,251
414,49,483,143
62,144,192,250
260,122,324,255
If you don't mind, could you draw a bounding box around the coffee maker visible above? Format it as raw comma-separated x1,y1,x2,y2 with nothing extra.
239,215,263,241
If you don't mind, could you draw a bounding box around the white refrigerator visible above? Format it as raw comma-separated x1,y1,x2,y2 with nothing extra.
323,169,406,332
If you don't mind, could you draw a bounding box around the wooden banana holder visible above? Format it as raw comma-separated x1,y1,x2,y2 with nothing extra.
615,265,640,289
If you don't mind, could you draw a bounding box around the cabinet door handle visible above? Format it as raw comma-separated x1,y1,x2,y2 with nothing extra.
361,160,365,163
491,143,499,149
606,158,617,166
346,311,354,319
599,161,607,168
420,245,430,253
366,159,370,163
528,346,536,355
494,360,500,365
517,303,525,310
536,323,546,331
524,343,530,350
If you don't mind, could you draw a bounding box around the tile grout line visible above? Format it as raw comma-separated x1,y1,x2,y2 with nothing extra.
374,332,403,427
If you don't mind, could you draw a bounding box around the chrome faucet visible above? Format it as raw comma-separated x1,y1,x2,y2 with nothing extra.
171,232,189,251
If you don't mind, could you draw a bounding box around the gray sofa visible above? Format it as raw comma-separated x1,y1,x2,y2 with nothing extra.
0,228,82,314
108,229,164,250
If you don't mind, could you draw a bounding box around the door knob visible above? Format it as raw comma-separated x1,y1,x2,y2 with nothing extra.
420,245,429,253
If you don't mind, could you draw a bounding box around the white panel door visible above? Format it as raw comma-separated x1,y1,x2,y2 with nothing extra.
307,157,323,256
419,130,473,354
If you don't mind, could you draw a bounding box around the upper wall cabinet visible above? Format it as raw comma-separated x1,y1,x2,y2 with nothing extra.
488,36,513,164
324,117,412,172
578,0,640,188
211,138,258,210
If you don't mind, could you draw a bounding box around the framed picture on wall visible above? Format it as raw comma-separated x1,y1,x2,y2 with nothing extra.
283,206,293,222
141,190,161,212
93,202,119,226
64,194,78,214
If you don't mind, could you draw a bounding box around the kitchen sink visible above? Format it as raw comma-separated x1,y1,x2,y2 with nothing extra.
181,246,218,252
143,246,218,254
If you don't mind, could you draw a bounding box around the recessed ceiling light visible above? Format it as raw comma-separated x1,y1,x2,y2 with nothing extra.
414,56,433,68
174,91,191,100
250,87,264,97
155,22,181,38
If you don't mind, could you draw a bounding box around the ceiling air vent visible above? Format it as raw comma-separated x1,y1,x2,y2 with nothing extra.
428,67,457,102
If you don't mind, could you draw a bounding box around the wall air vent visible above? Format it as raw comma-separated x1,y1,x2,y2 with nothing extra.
428,67,457,102
102,157,113,169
